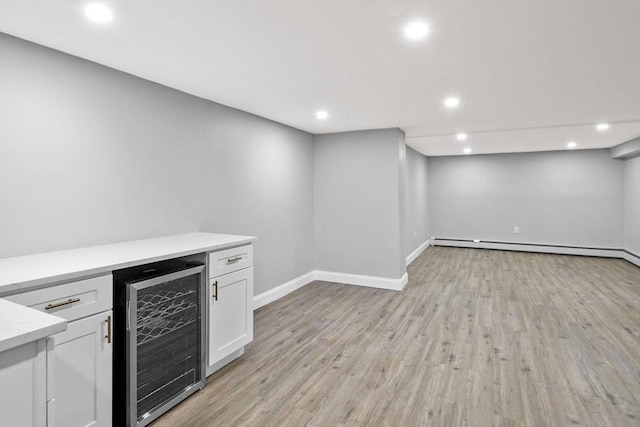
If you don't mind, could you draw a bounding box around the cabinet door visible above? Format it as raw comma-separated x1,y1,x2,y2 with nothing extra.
53,311,112,427
0,340,48,427
208,268,253,366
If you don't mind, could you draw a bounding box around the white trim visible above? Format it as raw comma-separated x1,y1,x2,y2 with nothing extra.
314,270,408,291
252,242,638,312
253,271,315,310
431,239,623,258
406,239,430,266
622,251,640,267
252,269,409,311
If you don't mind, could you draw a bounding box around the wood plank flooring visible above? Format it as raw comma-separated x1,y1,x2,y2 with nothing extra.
153,247,640,426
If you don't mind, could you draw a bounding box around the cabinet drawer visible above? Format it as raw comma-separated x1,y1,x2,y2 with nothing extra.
5,275,112,322
208,245,253,278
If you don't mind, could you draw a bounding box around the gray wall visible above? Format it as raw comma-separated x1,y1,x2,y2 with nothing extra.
314,129,406,279
428,149,624,248
0,33,315,296
624,155,640,255
405,146,429,257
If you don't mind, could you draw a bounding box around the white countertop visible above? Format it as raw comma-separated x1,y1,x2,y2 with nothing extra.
0,232,256,352
0,232,256,296
0,299,66,352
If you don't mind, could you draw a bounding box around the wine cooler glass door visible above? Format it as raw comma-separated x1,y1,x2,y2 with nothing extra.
127,265,205,427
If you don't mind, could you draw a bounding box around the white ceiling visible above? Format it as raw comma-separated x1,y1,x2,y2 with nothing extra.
1,0,639,156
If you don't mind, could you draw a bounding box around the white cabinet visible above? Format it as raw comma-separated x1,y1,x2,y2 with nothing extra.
207,245,253,374
5,275,113,427
208,268,254,365
52,311,112,427
0,338,52,427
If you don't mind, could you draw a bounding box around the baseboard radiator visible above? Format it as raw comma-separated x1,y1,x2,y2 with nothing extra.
430,238,640,267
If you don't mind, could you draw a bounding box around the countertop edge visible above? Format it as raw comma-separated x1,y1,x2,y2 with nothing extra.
0,232,257,297
0,299,67,353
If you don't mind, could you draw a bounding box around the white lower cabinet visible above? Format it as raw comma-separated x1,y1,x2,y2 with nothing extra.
53,311,112,427
4,275,113,427
0,338,52,427
207,244,254,373
208,268,254,366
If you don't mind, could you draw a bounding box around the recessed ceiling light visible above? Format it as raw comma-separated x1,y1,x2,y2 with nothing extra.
567,141,577,149
316,110,328,120
85,3,113,23
404,22,429,39
456,133,467,141
596,123,610,131
444,97,460,108
463,147,471,154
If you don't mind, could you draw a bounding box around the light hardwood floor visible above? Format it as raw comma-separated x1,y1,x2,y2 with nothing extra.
154,247,640,426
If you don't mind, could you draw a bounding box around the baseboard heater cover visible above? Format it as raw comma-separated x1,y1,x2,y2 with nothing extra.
431,238,640,267
432,238,621,251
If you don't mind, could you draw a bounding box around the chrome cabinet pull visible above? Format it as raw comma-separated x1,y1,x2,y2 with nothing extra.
105,315,112,344
226,256,242,264
213,281,218,301
45,298,80,310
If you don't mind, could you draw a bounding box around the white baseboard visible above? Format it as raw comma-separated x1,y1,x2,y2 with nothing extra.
431,239,624,258
253,242,638,311
253,269,409,310
252,243,639,312
315,270,408,291
622,251,640,267
253,271,316,310
406,239,430,266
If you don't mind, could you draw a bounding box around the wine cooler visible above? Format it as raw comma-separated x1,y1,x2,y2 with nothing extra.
113,257,206,427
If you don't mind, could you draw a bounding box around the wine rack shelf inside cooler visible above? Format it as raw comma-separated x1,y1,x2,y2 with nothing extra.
136,281,198,346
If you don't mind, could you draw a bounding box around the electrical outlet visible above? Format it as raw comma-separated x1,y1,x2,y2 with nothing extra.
514,226,519,234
